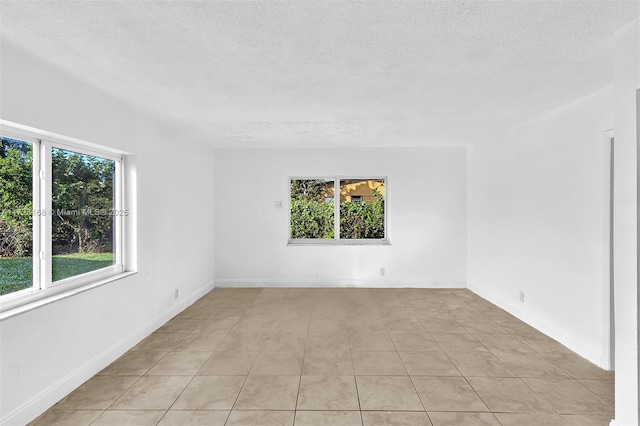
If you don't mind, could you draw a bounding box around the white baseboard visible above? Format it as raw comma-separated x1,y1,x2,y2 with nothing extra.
215,278,467,289
2,280,215,426
608,420,639,426
468,282,602,367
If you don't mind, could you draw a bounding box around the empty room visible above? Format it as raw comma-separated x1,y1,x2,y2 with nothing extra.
0,1,639,425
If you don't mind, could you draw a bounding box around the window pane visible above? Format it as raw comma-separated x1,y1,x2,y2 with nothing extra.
340,179,385,239
0,137,33,295
290,179,335,239
52,148,115,282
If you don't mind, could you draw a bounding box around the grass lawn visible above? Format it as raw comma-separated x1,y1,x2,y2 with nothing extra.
0,252,114,296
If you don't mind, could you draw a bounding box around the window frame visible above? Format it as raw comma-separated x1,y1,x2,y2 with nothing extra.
288,176,389,246
0,120,134,318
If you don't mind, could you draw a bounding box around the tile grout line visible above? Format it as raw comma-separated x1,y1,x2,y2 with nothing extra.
345,304,365,426
292,296,312,426
448,294,501,424
386,294,433,425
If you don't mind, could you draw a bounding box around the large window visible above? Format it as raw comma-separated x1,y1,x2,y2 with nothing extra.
0,122,129,310
289,177,387,244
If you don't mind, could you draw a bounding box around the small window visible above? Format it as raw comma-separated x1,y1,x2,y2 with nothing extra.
289,177,386,244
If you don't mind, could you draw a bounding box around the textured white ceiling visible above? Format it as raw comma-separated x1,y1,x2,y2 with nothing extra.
1,1,638,147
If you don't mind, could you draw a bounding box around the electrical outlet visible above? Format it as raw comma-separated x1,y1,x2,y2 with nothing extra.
275,200,283,209
174,288,179,299
519,291,525,303
380,267,385,276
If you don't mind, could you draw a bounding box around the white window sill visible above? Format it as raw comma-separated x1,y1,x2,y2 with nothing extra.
288,239,391,246
0,271,137,321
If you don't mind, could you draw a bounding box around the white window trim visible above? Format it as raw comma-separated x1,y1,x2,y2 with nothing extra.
288,176,390,246
0,120,135,319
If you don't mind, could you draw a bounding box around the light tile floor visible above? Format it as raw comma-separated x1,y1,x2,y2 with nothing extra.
29,288,614,426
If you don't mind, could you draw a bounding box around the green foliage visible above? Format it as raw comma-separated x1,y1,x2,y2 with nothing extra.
290,179,335,239
340,188,385,239
290,199,335,239
51,148,115,254
0,138,33,257
290,179,330,202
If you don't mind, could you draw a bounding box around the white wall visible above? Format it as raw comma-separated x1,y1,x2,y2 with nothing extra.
214,147,467,287
0,41,216,425
468,85,615,366
468,18,639,425
611,18,639,426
